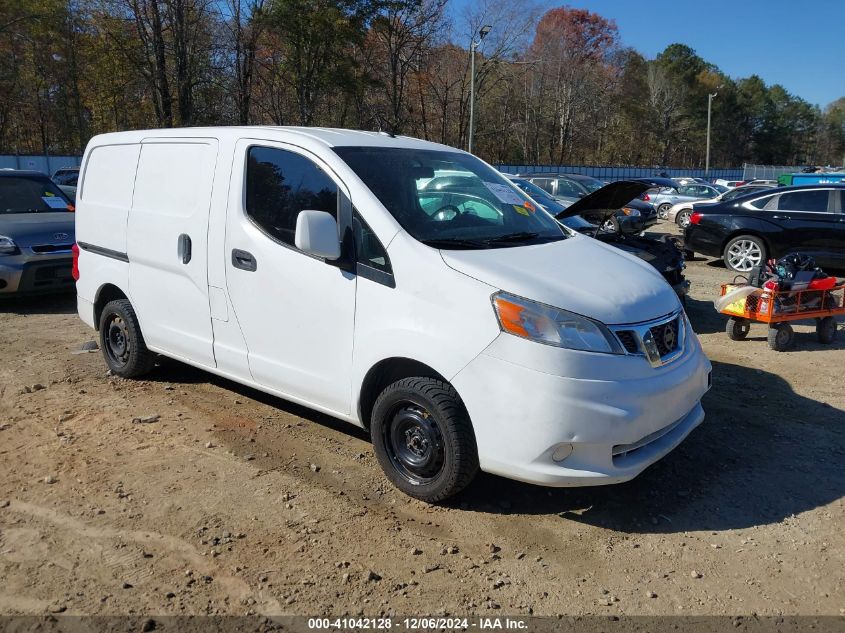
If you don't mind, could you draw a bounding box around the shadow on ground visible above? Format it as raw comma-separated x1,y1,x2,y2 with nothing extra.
148,358,371,443
453,359,844,532
145,355,844,534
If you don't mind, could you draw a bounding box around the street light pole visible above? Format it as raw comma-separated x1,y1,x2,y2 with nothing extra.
705,91,718,176
468,25,492,155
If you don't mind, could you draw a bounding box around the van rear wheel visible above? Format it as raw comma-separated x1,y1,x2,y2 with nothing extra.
99,299,155,378
371,377,479,503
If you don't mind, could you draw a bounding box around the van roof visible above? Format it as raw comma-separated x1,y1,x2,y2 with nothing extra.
86,126,460,153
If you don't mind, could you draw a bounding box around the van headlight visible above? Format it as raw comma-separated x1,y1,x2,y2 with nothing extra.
0,236,17,255
492,292,623,354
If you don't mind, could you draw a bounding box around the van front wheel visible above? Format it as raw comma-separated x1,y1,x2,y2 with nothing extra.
371,377,479,503
99,299,155,378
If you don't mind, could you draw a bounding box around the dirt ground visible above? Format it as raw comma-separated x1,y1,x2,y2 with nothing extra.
0,223,843,619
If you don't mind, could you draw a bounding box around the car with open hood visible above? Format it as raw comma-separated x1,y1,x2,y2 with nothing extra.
75,127,711,502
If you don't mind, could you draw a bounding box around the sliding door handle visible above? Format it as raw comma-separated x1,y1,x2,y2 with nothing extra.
231,249,257,272
177,234,192,264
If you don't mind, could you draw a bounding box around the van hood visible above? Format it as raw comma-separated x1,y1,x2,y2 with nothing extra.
441,235,680,325
0,212,76,247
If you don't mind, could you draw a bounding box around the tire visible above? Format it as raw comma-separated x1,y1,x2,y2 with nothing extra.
726,317,750,341
370,377,479,503
601,215,620,234
816,316,837,344
98,299,156,378
724,235,766,273
676,209,692,228
657,203,671,220
767,323,794,352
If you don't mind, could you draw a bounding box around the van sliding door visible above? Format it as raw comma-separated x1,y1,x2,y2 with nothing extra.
127,139,219,367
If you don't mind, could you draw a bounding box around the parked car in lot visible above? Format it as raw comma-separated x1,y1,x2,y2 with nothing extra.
667,184,775,228
563,173,606,193
75,127,711,502
714,179,746,189
518,172,592,200
647,183,725,219
52,166,80,201
0,170,76,296
684,184,845,272
508,176,689,301
508,176,656,234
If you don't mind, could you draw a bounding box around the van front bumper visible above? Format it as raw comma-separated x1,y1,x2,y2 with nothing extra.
451,326,711,487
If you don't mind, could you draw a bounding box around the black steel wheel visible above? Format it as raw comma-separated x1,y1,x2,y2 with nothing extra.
370,377,478,503
385,403,445,484
98,299,155,378
726,317,750,341
767,323,794,352
816,316,837,344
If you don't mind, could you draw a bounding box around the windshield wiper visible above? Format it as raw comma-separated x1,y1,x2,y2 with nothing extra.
421,237,490,250
482,231,540,244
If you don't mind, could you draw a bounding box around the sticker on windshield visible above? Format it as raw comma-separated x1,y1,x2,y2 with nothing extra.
483,182,525,206
513,204,530,216
42,196,68,209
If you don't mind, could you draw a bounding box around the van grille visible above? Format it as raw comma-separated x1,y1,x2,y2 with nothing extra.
615,330,639,354
610,310,685,368
649,318,680,357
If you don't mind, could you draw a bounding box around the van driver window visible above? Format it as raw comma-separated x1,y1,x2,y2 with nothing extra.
245,146,338,247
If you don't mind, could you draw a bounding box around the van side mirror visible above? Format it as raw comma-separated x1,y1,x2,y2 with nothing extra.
295,210,341,260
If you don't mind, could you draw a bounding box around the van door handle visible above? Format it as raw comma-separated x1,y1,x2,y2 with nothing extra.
231,249,257,272
178,234,192,264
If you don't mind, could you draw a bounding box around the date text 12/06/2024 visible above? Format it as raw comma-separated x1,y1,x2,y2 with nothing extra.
307,617,529,630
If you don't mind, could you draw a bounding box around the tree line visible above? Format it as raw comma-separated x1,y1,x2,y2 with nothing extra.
1,0,843,168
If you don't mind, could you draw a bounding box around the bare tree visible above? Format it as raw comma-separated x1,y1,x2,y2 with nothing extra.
647,62,686,165
365,0,446,134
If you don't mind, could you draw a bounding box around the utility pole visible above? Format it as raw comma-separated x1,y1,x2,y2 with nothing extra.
705,91,718,175
468,25,492,155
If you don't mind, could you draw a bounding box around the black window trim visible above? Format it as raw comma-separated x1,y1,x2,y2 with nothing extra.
775,188,834,214
351,210,395,288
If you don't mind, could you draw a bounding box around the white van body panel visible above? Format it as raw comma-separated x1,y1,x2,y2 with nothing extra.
224,138,358,414
75,126,711,490
349,231,502,417
441,234,681,325
76,143,140,256
127,138,218,367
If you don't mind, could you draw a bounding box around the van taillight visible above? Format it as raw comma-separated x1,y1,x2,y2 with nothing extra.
690,212,703,225
71,243,80,281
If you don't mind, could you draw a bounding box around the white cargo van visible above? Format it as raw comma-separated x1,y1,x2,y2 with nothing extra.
74,127,711,502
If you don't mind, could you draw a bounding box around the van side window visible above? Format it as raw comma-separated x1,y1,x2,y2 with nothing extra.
353,211,391,274
245,146,338,247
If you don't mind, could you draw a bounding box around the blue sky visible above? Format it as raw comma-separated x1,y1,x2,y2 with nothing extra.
456,0,845,109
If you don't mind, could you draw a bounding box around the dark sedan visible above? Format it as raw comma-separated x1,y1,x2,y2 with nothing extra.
684,184,845,272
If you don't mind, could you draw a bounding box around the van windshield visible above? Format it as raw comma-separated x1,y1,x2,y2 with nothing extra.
333,147,566,249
